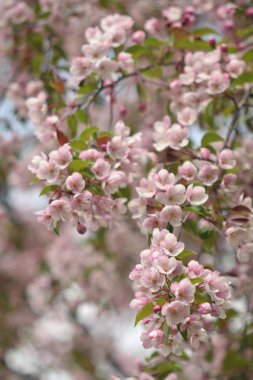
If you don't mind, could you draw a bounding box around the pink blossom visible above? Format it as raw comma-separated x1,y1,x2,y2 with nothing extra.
66,172,85,194
153,255,178,277
100,14,134,32
204,272,231,304
144,18,160,34
91,158,111,180
103,170,127,194
226,58,245,78
174,278,195,304
80,149,104,161
140,268,165,292
220,173,237,192
130,292,150,310
167,123,189,150
49,145,72,169
131,30,145,44
107,136,128,159
177,107,197,126
48,199,70,221
141,328,164,349
143,215,163,232
151,228,185,256
218,149,236,169
153,169,175,190
163,7,182,25
156,184,186,206
136,178,156,198
207,71,230,95
37,160,60,183
186,184,208,205
161,301,190,326
153,117,171,152
178,161,197,181
160,205,183,227
118,52,134,72
198,164,219,186
35,209,54,230
71,191,92,212
198,302,211,314
186,260,204,278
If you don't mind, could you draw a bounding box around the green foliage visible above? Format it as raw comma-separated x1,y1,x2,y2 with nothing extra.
134,303,154,326
68,159,92,174
80,127,98,141
39,184,59,196
76,109,89,124
201,131,224,147
177,249,197,263
67,114,78,138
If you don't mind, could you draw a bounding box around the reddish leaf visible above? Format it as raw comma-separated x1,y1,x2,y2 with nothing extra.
56,129,69,145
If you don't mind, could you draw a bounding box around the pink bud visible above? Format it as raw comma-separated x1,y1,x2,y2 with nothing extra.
198,302,211,314
237,42,245,51
119,105,127,117
131,30,145,44
199,147,211,160
144,18,160,34
153,305,161,313
220,44,228,53
209,37,216,48
223,20,234,31
246,7,253,17
138,103,146,112
77,223,87,235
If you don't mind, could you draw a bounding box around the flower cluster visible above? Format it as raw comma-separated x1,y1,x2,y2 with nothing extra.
69,13,136,86
162,6,196,28
29,121,147,233
129,228,231,355
169,49,246,126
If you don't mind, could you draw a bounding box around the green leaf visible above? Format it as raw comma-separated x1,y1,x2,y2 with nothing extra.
242,50,253,63
237,26,253,38
67,114,78,138
68,159,92,174
233,72,253,86
127,45,150,59
76,109,89,124
69,140,88,150
166,224,173,233
191,277,204,285
199,228,212,240
31,177,41,184
39,185,59,196
177,249,197,263
80,127,98,141
134,303,154,326
136,82,149,102
142,66,162,79
54,221,60,236
201,131,223,147
78,81,98,95
145,361,181,374
193,27,219,36
184,205,210,216
175,39,212,51
143,37,165,47
183,219,198,236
